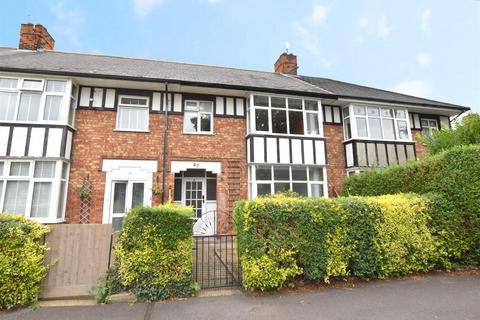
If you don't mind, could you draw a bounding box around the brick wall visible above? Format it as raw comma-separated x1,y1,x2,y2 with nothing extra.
324,124,346,196
67,110,246,233
412,129,428,158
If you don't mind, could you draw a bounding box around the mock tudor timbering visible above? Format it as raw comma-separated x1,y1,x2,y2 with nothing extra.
0,24,469,233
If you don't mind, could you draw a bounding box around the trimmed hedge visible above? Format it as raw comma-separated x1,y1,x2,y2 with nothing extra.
234,194,439,290
0,214,49,309
114,204,195,301
342,145,480,264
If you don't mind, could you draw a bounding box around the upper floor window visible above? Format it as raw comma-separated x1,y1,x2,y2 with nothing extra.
421,118,438,136
343,105,411,141
183,100,214,134
116,95,149,132
250,95,322,136
0,77,70,124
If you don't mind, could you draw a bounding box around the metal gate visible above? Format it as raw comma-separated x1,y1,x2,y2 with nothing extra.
193,234,242,289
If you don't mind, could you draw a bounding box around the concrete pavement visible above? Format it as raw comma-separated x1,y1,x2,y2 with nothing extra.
2,274,479,320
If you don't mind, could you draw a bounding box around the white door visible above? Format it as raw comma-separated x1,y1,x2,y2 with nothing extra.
183,178,205,219
110,180,146,229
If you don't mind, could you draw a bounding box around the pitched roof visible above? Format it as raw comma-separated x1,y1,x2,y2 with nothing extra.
299,75,469,111
0,47,469,111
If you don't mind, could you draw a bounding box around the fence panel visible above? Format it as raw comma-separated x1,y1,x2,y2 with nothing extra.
40,224,113,299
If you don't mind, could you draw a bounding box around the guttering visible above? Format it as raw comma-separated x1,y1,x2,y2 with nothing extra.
161,82,169,203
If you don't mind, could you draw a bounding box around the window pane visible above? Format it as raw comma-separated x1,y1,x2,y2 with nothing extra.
31,182,52,218
253,95,269,107
0,162,4,176
344,118,352,140
0,92,17,120
397,120,409,139
71,84,78,97
309,167,323,181
274,183,290,193
288,98,302,109
306,113,319,135
0,181,3,200
3,181,29,214
421,119,429,127
271,97,286,108
382,119,396,140
381,108,394,117
368,118,383,139
343,107,350,117
199,101,213,112
22,79,43,90
112,182,127,214
311,184,324,197
274,166,289,180
0,78,18,89
62,162,69,179
395,109,406,119
288,111,304,135
46,80,66,92
207,179,216,200
200,113,211,132
57,181,66,219
184,111,198,133
256,165,272,180
292,183,308,196
120,97,148,105
356,118,368,137
44,96,62,121
255,109,269,131
174,179,182,201
257,183,271,196
68,98,76,126
272,109,287,133
18,92,41,121
131,183,144,208
34,161,56,178
10,162,30,176
305,100,318,111
291,167,307,180
367,107,379,116
429,120,438,128
353,106,366,115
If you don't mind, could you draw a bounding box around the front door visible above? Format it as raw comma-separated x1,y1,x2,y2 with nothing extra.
183,178,205,219
110,180,146,229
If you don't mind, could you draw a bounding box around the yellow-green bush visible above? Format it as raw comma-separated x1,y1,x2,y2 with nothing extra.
0,214,49,309
114,204,194,301
234,194,439,290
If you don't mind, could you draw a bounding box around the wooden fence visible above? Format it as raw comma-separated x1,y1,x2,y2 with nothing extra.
40,224,114,299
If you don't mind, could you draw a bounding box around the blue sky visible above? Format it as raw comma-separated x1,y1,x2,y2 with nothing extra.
1,0,479,112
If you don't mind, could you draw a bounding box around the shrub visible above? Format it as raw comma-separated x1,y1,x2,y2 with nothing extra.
114,205,195,301
343,145,480,264
95,264,125,304
234,194,438,290
0,214,49,309
420,112,480,154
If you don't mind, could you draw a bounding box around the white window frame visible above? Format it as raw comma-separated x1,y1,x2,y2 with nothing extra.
0,159,67,223
249,93,324,137
344,104,412,142
421,118,439,136
115,95,150,132
248,164,327,198
183,100,214,134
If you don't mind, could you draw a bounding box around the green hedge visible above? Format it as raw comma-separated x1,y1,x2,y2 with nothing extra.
0,214,49,309
234,194,439,290
114,205,195,301
342,145,480,264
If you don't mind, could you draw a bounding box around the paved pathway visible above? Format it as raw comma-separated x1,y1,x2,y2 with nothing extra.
2,274,479,320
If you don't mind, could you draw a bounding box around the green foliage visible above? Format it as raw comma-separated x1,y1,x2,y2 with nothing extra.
0,214,50,309
343,145,480,264
421,113,480,154
234,194,438,290
114,205,195,301
95,265,125,304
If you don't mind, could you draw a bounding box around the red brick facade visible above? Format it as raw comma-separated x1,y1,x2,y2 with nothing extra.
67,110,246,233
412,130,428,159
324,124,346,196
19,23,55,51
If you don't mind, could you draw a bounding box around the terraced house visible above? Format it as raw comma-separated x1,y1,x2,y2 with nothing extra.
0,24,469,235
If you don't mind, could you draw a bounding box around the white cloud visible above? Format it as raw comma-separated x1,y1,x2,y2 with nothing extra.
355,14,392,42
310,3,331,26
389,80,432,98
295,24,335,68
421,9,431,34
50,1,85,48
416,52,430,67
207,0,220,4
133,0,163,17
377,14,391,40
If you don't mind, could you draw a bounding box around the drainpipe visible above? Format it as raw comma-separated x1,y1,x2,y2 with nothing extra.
161,82,169,203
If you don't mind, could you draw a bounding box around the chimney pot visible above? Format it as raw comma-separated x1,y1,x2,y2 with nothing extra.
19,23,55,51
274,52,298,75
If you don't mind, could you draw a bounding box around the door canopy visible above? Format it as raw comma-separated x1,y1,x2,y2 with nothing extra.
171,161,221,175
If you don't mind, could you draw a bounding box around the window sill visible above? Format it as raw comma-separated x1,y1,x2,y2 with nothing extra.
182,131,214,136
114,129,150,133
343,138,414,143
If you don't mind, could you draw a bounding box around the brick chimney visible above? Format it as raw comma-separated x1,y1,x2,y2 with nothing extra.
19,23,55,51
274,52,298,75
